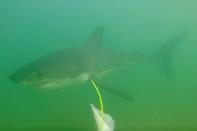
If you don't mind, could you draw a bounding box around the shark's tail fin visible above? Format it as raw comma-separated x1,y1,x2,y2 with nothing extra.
154,32,186,79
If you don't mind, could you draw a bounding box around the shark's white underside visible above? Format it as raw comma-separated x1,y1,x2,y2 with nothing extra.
41,73,90,89
20,73,90,89
38,68,116,89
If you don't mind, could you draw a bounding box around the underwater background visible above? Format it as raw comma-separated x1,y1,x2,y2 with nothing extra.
0,0,197,130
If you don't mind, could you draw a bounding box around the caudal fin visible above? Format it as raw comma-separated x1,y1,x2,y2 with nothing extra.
154,32,186,79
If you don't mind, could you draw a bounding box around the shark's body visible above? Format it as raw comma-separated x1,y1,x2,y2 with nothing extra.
9,26,185,99
9,27,133,89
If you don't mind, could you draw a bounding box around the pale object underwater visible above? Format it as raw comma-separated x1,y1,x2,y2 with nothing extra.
90,104,115,131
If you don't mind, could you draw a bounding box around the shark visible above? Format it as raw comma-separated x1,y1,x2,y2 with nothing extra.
9,26,185,100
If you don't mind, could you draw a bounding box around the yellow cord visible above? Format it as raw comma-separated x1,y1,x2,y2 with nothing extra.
90,79,104,131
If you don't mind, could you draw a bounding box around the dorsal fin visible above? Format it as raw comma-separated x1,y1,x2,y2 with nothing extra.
85,26,105,49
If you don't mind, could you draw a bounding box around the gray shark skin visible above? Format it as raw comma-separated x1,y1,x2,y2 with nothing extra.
9,27,185,101
9,26,132,89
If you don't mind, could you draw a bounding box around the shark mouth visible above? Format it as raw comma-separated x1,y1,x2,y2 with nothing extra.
23,73,90,89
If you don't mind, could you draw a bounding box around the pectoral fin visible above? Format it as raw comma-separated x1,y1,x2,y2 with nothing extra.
89,77,134,102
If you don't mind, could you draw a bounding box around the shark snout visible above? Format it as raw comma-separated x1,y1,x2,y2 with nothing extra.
9,73,19,83
8,71,25,84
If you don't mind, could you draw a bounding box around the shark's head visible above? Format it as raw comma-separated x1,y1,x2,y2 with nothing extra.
9,51,90,89
9,62,56,88
9,64,89,89
9,26,105,88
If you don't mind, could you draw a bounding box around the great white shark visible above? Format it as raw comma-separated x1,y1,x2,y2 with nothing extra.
9,26,185,100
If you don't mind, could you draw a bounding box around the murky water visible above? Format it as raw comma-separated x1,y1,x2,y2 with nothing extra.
0,0,197,130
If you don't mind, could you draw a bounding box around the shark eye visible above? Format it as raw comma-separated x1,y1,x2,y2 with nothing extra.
30,71,44,78
26,71,44,82
36,71,44,77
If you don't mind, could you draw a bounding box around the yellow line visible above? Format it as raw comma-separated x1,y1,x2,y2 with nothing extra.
91,79,104,131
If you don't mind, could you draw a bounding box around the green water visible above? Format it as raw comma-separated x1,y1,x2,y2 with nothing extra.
0,0,197,130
